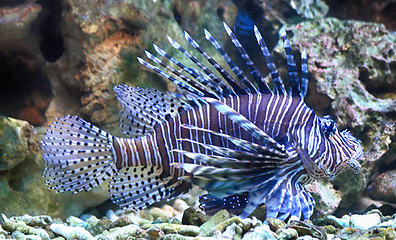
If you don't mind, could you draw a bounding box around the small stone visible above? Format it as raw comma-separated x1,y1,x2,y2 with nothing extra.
95,224,142,240
326,215,350,228
66,216,87,228
148,207,174,221
146,226,164,240
173,199,190,212
90,217,112,236
12,228,49,240
10,214,52,227
1,221,20,232
312,216,344,230
323,225,337,234
2,220,50,240
182,207,210,226
28,216,52,228
276,228,298,240
221,223,243,240
349,213,381,230
65,216,82,224
28,228,50,240
178,225,200,236
162,205,178,217
25,234,43,240
160,233,206,240
11,230,27,239
45,229,57,239
110,216,133,228
141,223,200,236
81,215,100,229
199,210,230,236
266,217,286,232
241,224,276,240
124,214,151,226
336,227,358,239
240,217,262,232
105,210,119,222
287,220,326,240
212,216,242,234
50,223,94,240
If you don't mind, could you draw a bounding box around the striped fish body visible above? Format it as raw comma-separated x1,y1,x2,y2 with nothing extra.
41,22,363,220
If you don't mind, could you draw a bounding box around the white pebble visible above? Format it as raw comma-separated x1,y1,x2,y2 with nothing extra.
106,209,119,221
241,225,276,240
25,234,43,240
173,199,189,212
50,223,94,240
66,216,84,226
350,213,381,230
327,215,350,228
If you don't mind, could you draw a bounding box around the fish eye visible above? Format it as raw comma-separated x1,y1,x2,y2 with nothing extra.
321,115,338,138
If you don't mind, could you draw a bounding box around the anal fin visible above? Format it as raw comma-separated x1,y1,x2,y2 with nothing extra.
109,166,170,211
108,166,191,211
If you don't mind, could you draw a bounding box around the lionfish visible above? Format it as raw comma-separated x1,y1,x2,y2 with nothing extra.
41,22,363,220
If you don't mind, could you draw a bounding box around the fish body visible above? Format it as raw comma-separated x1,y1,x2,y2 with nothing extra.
41,23,362,220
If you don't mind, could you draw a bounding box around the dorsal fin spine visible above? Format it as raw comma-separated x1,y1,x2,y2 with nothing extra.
253,25,286,95
281,31,300,97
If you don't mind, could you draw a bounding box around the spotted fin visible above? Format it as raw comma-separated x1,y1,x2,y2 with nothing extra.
109,166,191,211
108,166,170,210
114,84,190,137
41,115,117,193
199,193,249,216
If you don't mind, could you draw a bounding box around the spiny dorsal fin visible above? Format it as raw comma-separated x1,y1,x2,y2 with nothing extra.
300,50,309,98
222,22,265,94
137,57,206,98
143,49,221,99
183,31,248,95
114,85,190,137
281,31,299,97
204,28,271,94
253,25,286,95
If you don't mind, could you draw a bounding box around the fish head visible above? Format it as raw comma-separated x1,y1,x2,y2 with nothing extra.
318,115,363,178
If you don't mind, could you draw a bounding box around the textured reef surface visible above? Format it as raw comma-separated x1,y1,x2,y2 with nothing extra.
0,0,396,237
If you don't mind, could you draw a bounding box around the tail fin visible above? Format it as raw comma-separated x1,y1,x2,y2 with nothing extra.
41,115,117,193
